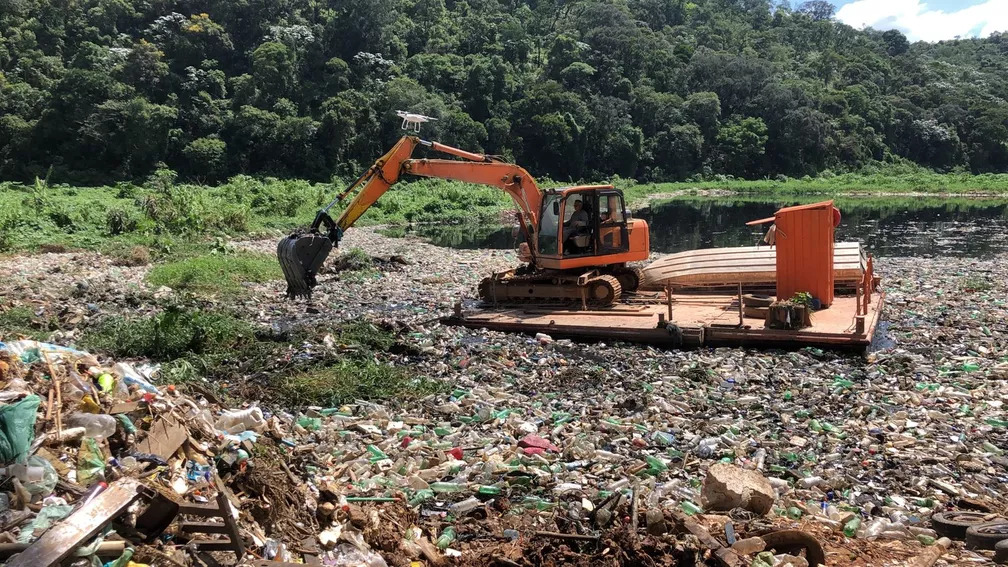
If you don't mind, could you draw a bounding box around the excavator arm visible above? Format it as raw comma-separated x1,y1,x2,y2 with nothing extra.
278,136,545,298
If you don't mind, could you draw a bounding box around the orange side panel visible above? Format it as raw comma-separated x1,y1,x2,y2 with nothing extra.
775,207,834,307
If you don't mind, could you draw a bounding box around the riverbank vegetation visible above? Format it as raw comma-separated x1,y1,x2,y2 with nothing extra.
3,169,1008,254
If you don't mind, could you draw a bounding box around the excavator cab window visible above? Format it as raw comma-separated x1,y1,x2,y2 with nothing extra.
538,194,561,255
597,191,629,254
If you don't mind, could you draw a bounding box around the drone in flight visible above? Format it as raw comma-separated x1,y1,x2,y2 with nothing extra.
396,110,437,132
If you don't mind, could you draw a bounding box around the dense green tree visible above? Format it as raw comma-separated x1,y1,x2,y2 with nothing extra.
1,0,1007,182
717,116,769,177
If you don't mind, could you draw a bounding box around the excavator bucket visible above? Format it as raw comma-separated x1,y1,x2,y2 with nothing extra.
277,231,333,299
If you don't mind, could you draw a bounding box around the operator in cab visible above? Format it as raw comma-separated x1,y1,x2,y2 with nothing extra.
564,198,592,255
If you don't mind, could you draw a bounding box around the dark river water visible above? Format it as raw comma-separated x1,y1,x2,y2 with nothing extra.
385,198,1008,258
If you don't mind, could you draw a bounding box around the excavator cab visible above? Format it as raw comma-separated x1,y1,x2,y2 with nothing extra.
537,186,642,265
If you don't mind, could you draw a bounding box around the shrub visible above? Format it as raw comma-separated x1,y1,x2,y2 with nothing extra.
106,207,139,235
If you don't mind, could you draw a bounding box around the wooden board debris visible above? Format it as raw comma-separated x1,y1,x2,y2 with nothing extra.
7,478,144,567
135,415,187,459
108,401,141,414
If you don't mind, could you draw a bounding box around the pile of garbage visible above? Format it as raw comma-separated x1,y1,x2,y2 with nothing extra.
2,327,1007,567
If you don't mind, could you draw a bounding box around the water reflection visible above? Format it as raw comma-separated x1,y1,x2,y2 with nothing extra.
384,198,1008,258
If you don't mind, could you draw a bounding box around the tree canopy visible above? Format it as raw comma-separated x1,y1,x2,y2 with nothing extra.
1,0,1006,184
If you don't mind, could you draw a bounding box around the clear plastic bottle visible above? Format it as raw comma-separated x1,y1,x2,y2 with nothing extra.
430,481,464,493
65,413,117,440
450,497,480,514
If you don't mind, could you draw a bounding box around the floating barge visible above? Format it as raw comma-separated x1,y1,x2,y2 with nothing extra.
443,288,884,350
443,201,885,351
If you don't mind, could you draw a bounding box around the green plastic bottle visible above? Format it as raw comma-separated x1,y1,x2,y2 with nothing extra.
437,526,456,550
645,455,668,475
680,501,702,515
366,445,388,462
298,416,322,431
843,517,861,537
408,489,434,506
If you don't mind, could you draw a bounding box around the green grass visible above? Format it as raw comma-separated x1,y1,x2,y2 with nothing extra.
80,307,254,361
76,309,443,405
145,252,281,295
280,361,446,406
0,306,58,341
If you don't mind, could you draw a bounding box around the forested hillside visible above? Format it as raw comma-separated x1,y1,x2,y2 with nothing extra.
1,0,1007,184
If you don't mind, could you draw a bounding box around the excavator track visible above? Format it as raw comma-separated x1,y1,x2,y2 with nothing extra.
610,266,646,293
478,271,622,307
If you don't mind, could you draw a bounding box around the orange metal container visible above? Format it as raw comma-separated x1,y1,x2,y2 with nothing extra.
748,201,837,307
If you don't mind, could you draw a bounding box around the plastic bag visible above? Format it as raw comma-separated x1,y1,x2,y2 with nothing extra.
113,363,159,393
0,395,40,464
17,502,72,543
77,438,106,487
23,455,58,498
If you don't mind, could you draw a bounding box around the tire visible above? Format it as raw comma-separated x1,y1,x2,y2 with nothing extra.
965,523,1008,550
742,294,774,308
760,529,826,567
995,538,1008,563
932,511,1004,540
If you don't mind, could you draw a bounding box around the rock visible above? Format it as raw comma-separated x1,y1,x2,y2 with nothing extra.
701,463,776,515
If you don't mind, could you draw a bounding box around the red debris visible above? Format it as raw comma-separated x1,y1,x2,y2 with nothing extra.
518,434,559,453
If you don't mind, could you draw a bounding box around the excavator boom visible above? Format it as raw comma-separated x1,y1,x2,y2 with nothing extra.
278,136,544,298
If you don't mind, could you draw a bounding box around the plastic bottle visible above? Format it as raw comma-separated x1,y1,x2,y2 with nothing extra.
697,437,719,458
65,413,117,440
215,407,266,434
366,445,389,462
843,517,861,538
680,501,702,515
436,526,456,550
408,489,434,506
450,497,480,515
478,485,502,496
297,416,322,431
430,482,464,493
0,464,45,483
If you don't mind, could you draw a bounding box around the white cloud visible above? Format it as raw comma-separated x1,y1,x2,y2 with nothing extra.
835,0,1008,42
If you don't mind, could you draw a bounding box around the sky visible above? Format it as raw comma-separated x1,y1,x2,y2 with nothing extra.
832,0,1008,42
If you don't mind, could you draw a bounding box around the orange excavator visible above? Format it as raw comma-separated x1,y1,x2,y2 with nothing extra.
277,135,650,305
